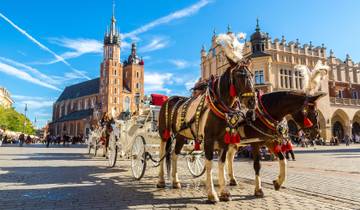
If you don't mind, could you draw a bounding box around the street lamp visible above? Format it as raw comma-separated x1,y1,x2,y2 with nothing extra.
135,92,140,113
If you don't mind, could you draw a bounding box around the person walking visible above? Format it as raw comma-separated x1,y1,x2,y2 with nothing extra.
46,134,51,148
19,133,25,147
344,134,351,146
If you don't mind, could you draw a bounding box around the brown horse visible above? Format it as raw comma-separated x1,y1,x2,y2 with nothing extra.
226,91,325,197
157,61,256,203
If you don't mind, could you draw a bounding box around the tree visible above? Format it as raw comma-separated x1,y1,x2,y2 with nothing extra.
0,105,35,134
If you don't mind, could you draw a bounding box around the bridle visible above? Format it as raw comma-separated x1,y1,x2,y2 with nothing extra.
207,62,255,120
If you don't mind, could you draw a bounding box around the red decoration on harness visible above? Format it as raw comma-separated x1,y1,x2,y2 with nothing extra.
224,130,231,144
273,144,282,154
304,117,313,128
229,84,236,97
194,141,201,150
162,129,170,141
231,132,241,144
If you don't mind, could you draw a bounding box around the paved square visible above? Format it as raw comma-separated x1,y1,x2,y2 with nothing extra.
0,144,359,210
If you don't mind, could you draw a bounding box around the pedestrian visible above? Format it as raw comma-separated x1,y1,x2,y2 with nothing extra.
46,134,51,148
19,133,25,147
344,134,351,146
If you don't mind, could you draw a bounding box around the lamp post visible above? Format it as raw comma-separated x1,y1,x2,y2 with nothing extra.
135,93,140,113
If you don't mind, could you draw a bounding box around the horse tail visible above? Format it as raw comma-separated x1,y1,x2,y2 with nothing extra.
165,137,172,177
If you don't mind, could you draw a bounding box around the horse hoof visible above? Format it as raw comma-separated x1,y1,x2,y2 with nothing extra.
207,194,219,204
254,189,264,197
229,179,238,186
172,182,181,189
156,181,165,188
273,180,281,191
219,192,232,202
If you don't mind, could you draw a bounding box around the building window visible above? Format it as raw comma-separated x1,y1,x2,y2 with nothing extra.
114,97,117,104
136,72,139,78
114,70,117,75
337,90,344,99
114,88,117,94
352,91,358,99
280,69,293,89
114,79,117,84
254,70,264,85
136,83,139,89
294,70,304,89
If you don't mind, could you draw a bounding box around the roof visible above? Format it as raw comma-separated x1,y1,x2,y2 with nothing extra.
56,78,99,102
250,51,271,58
55,109,93,123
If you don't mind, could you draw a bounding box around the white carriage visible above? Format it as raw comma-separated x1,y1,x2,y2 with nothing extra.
104,105,206,180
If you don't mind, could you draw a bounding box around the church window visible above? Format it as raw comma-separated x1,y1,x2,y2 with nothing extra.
254,70,264,85
114,70,117,75
137,72,139,78
114,97,117,104
114,79,117,84
114,88,117,94
136,83,140,89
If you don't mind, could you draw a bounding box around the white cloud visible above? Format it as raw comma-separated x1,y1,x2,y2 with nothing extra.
12,95,54,110
42,38,103,64
0,12,69,66
144,72,173,94
0,12,89,80
139,37,169,53
0,62,61,91
169,59,189,69
122,0,211,39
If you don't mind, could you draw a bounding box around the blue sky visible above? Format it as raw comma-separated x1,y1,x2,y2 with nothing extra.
1,0,360,128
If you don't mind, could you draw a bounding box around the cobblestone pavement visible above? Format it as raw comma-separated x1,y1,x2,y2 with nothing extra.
0,144,359,210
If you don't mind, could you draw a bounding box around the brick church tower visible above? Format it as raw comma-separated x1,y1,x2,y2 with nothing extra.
99,8,144,117
100,10,122,115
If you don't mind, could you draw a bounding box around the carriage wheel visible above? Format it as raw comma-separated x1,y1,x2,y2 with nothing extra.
107,134,118,168
186,151,206,177
131,135,147,180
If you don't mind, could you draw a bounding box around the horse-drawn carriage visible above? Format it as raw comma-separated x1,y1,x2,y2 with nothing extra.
87,94,206,180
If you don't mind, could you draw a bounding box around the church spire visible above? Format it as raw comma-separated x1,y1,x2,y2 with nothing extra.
104,0,120,46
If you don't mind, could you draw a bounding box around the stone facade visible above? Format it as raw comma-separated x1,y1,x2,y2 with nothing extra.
50,12,144,138
200,21,360,141
0,87,13,108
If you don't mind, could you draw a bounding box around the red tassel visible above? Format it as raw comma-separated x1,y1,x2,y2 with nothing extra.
230,133,241,144
304,117,313,128
194,141,201,150
229,84,236,97
162,129,170,141
224,131,231,144
273,144,281,154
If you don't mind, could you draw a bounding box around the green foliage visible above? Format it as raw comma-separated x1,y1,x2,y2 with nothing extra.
0,105,35,134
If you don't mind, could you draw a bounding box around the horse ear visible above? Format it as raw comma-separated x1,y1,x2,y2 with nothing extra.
309,92,326,102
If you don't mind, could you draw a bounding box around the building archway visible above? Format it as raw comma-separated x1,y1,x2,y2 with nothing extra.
317,110,326,138
331,109,350,141
332,121,344,140
352,111,360,137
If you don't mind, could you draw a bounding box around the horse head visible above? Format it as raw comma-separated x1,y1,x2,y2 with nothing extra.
215,33,256,115
291,92,326,139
